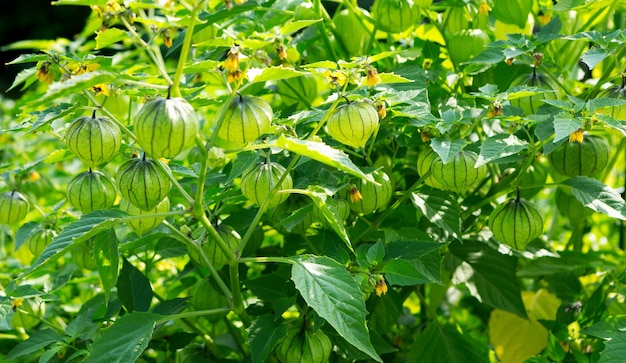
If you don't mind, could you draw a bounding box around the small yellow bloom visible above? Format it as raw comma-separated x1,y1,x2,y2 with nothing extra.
479,1,491,15
223,46,240,72
227,69,245,83
276,45,287,60
224,0,233,10
234,0,247,4
91,83,110,96
35,61,54,84
162,29,173,48
421,131,431,142
366,67,381,87
533,53,544,66
376,101,387,119
505,58,514,66
422,58,433,69
28,171,41,182
488,101,503,117
348,186,362,203
107,0,123,12
324,70,347,86
569,128,584,143
537,11,552,26
11,298,24,311
374,277,388,297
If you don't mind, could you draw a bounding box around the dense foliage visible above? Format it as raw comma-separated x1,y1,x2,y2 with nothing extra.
1,0,626,362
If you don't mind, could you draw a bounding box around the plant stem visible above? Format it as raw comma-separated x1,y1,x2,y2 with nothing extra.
171,1,205,97
155,158,194,206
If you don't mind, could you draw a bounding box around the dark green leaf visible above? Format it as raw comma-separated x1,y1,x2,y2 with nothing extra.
94,229,119,302
6,329,62,359
383,250,442,286
476,134,528,167
408,323,489,363
411,189,462,241
247,314,287,363
291,255,381,362
564,177,626,220
117,259,153,312
553,114,583,143
431,138,466,164
302,186,351,250
384,241,442,261
581,47,615,70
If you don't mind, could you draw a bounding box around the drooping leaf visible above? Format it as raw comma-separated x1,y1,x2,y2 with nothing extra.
273,135,376,183
84,312,161,363
411,188,462,241
476,134,528,167
408,323,489,363
247,67,306,83
302,186,352,251
94,229,120,302
564,177,626,220
247,314,288,363
117,259,153,313
431,138,467,164
291,255,382,362
581,47,615,70
21,210,127,277
553,114,583,143
95,28,127,50
383,250,442,286
449,241,527,318
6,329,61,359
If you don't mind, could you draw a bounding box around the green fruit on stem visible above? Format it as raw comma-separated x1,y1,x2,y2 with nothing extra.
548,135,609,177
313,196,351,228
443,4,471,35
417,149,446,190
65,113,122,167
189,224,239,268
333,8,372,57
326,101,379,149
372,0,421,33
420,150,487,193
120,197,170,236
241,162,293,209
72,239,98,271
517,162,547,199
555,187,593,223
134,97,199,158
597,76,626,120
347,170,393,214
190,278,230,322
0,191,30,225
117,156,171,211
448,29,490,66
67,170,117,213
27,228,56,256
489,194,544,250
492,0,532,28
275,327,332,363
509,68,560,115
218,94,273,146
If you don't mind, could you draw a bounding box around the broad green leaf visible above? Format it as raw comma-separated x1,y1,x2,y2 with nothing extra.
383,251,441,286
6,329,62,359
291,255,382,362
21,210,127,277
450,241,527,318
408,323,489,363
84,312,161,363
599,333,626,363
273,135,376,183
117,259,153,312
476,134,528,167
553,114,583,143
302,60,338,69
564,177,626,220
378,72,412,84
597,113,626,136
6,53,49,65
94,229,120,302
6,68,37,93
489,290,561,363
581,47,615,70
30,71,118,107
14,222,40,251
95,28,127,50
279,19,322,36
302,186,352,251
384,241,442,261
430,138,466,164
247,314,287,363
248,67,306,83
411,189,462,241
28,103,77,131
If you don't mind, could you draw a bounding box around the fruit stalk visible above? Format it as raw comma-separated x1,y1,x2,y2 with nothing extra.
171,1,206,97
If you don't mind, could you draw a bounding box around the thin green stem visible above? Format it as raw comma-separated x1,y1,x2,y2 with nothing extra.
156,159,194,206
120,16,172,85
229,262,251,327
171,1,205,97
313,0,339,61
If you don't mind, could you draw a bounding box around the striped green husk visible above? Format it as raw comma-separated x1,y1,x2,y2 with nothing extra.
188,225,239,268
134,97,199,158
67,170,117,213
327,101,379,149
417,148,446,190
218,95,273,146
120,197,170,236
429,150,487,194
510,70,559,115
548,135,609,177
349,170,392,214
65,115,121,167
276,328,332,363
0,191,29,225
489,198,544,250
116,157,171,211
240,162,293,209
372,0,421,33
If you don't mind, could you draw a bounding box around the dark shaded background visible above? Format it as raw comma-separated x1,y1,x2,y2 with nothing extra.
0,0,89,99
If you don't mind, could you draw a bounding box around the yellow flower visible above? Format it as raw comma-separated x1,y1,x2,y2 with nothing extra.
234,0,247,4
479,1,492,15
348,186,362,203
27,171,41,182
374,277,388,297
324,70,347,86
366,67,381,87
107,0,123,12
35,61,54,84
162,29,173,48
569,128,584,143
376,101,387,119
537,11,552,26
91,83,110,96
227,69,245,83
11,298,24,311
67,62,100,75
276,45,287,60
223,46,240,72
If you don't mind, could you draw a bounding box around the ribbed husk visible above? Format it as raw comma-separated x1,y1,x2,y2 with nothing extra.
326,101,379,149
67,170,117,213
241,162,293,209
120,197,170,236
489,197,544,250
218,95,273,146
548,135,609,177
65,115,121,167
117,157,171,211
0,191,30,225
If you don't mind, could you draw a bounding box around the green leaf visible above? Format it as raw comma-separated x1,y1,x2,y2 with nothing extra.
6,329,62,359
430,138,466,164
247,314,287,363
6,68,37,93
410,189,462,241
21,210,127,278
272,135,376,183
564,177,626,220
117,259,153,312
553,114,583,143
597,113,626,137
14,222,41,251
301,186,352,251
6,53,49,65
581,47,615,70
383,251,442,286
28,103,77,131
94,229,120,302
476,134,528,167
30,71,118,107
279,19,322,36
95,28,127,50
291,255,382,362
378,72,413,84
84,312,161,363
408,323,489,363
384,241,442,261
449,241,527,318
248,67,306,83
